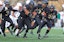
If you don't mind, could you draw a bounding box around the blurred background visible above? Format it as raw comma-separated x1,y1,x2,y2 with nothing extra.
1,0,64,11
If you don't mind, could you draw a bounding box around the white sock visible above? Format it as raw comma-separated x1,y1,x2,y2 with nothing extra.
0,27,3,35
15,29,19,35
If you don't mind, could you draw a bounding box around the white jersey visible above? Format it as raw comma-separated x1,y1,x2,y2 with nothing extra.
0,3,5,12
9,11,20,26
59,11,64,22
9,2,21,26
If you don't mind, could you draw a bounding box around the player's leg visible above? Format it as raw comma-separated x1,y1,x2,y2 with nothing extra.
44,27,51,37
62,22,64,34
23,28,29,38
37,22,46,39
15,17,25,37
44,20,52,37
21,26,26,33
23,18,32,38
61,19,64,34
6,17,14,35
23,18,36,38
30,29,34,35
7,25,13,35
1,20,6,37
0,19,4,35
8,17,15,30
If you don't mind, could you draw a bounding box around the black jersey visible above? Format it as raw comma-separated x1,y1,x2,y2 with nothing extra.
48,10,57,20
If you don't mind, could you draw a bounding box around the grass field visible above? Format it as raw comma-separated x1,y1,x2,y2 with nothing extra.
0,27,64,42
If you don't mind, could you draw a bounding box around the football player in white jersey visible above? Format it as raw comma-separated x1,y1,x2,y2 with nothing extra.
59,4,64,34
9,2,22,36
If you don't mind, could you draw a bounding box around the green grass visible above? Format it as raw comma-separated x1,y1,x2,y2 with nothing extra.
0,27,64,42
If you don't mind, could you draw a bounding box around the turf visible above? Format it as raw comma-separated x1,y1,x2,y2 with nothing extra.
0,27,64,42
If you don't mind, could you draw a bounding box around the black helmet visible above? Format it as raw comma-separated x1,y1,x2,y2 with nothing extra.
49,5,55,9
29,0,35,6
25,5,31,11
4,1,9,5
42,0,48,5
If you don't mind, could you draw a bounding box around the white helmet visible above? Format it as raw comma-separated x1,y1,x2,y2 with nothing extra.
26,0,31,5
62,4,64,8
13,2,22,10
0,0,3,5
16,2,22,7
